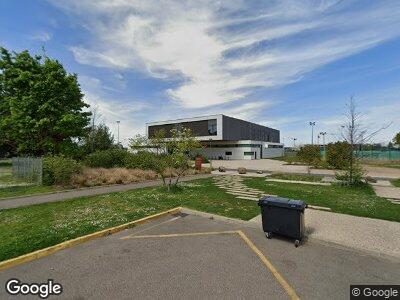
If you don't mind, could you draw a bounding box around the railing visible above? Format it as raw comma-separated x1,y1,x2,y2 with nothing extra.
12,157,43,184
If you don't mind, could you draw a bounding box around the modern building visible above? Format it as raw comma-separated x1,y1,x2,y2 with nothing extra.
146,114,283,160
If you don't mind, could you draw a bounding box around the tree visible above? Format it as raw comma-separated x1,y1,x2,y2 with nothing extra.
297,145,321,173
0,47,91,156
129,128,201,191
325,141,352,170
394,132,400,146
82,123,115,155
338,97,391,185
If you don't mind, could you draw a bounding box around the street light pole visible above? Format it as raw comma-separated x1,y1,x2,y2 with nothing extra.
116,120,120,145
320,132,327,158
292,138,297,148
309,121,316,145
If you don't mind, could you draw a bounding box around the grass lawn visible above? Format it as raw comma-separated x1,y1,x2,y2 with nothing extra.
0,178,259,262
268,172,323,182
245,177,400,223
391,179,400,188
0,185,61,199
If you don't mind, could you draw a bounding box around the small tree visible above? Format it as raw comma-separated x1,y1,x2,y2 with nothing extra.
297,145,321,173
338,97,391,185
129,128,201,191
82,123,115,155
326,141,352,169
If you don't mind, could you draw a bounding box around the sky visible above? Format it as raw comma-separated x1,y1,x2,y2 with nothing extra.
1,0,399,146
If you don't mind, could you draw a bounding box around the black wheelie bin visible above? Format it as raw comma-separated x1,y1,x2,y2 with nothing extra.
258,196,307,247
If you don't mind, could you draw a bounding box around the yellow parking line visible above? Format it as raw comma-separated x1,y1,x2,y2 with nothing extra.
237,230,300,300
121,230,238,240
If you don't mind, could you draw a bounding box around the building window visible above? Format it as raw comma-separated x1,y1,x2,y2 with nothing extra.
244,151,254,156
225,151,232,155
208,119,217,135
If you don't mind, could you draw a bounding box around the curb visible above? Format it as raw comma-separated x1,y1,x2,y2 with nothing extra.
0,207,182,271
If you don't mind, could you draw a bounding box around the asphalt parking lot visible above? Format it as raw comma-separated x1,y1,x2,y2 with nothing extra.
0,211,399,299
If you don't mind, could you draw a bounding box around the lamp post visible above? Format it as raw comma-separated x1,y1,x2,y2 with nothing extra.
116,120,120,145
309,121,316,145
320,132,327,159
292,138,297,148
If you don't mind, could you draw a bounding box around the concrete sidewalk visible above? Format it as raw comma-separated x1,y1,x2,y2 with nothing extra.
250,209,400,259
212,159,400,179
0,174,213,210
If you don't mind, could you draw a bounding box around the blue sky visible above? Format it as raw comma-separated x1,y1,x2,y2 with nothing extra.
1,0,400,146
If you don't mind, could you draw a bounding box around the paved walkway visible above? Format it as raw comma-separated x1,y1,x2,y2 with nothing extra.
212,159,400,179
250,209,400,259
0,174,213,210
264,178,331,186
213,175,274,201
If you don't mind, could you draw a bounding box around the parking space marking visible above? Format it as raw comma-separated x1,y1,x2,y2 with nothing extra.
120,230,237,240
237,230,300,300
121,216,181,239
120,229,300,300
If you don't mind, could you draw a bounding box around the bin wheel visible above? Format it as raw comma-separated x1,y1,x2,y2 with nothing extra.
294,240,300,247
265,232,272,239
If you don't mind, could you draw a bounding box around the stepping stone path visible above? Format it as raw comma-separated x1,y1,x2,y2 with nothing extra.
213,175,275,201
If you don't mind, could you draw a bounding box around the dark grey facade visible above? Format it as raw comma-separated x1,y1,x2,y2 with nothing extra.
221,115,279,143
147,114,280,143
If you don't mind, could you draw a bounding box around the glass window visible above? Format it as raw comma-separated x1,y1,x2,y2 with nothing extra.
208,119,217,135
244,151,254,156
225,151,232,155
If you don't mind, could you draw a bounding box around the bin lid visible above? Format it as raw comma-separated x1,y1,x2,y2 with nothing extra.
258,196,307,210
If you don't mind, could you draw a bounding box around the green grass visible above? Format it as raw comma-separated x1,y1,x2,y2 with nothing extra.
391,179,400,187
268,173,323,182
245,177,400,223
0,185,61,199
0,178,259,261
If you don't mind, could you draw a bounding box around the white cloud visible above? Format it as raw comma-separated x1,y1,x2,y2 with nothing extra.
49,0,400,118
30,31,52,42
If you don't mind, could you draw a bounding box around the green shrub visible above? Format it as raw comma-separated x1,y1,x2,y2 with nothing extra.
84,149,128,168
326,142,352,169
43,156,82,186
123,151,160,170
297,145,321,166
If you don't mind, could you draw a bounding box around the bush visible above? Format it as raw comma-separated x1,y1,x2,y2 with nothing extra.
84,149,128,168
43,156,82,186
71,167,157,187
297,145,321,166
123,151,160,170
326,142,352,169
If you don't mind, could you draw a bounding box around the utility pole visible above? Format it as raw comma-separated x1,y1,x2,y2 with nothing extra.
116,120,120,145
309,121,316,145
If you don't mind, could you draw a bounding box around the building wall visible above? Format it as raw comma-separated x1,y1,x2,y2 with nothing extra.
222,115,280,143
196,146,261,160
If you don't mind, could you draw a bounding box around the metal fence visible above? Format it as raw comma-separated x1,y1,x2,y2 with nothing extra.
12,157,43,184
356,150,400,161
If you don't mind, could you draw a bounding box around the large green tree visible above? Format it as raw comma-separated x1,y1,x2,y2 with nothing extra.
394,132,400,146
0,47,90,156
